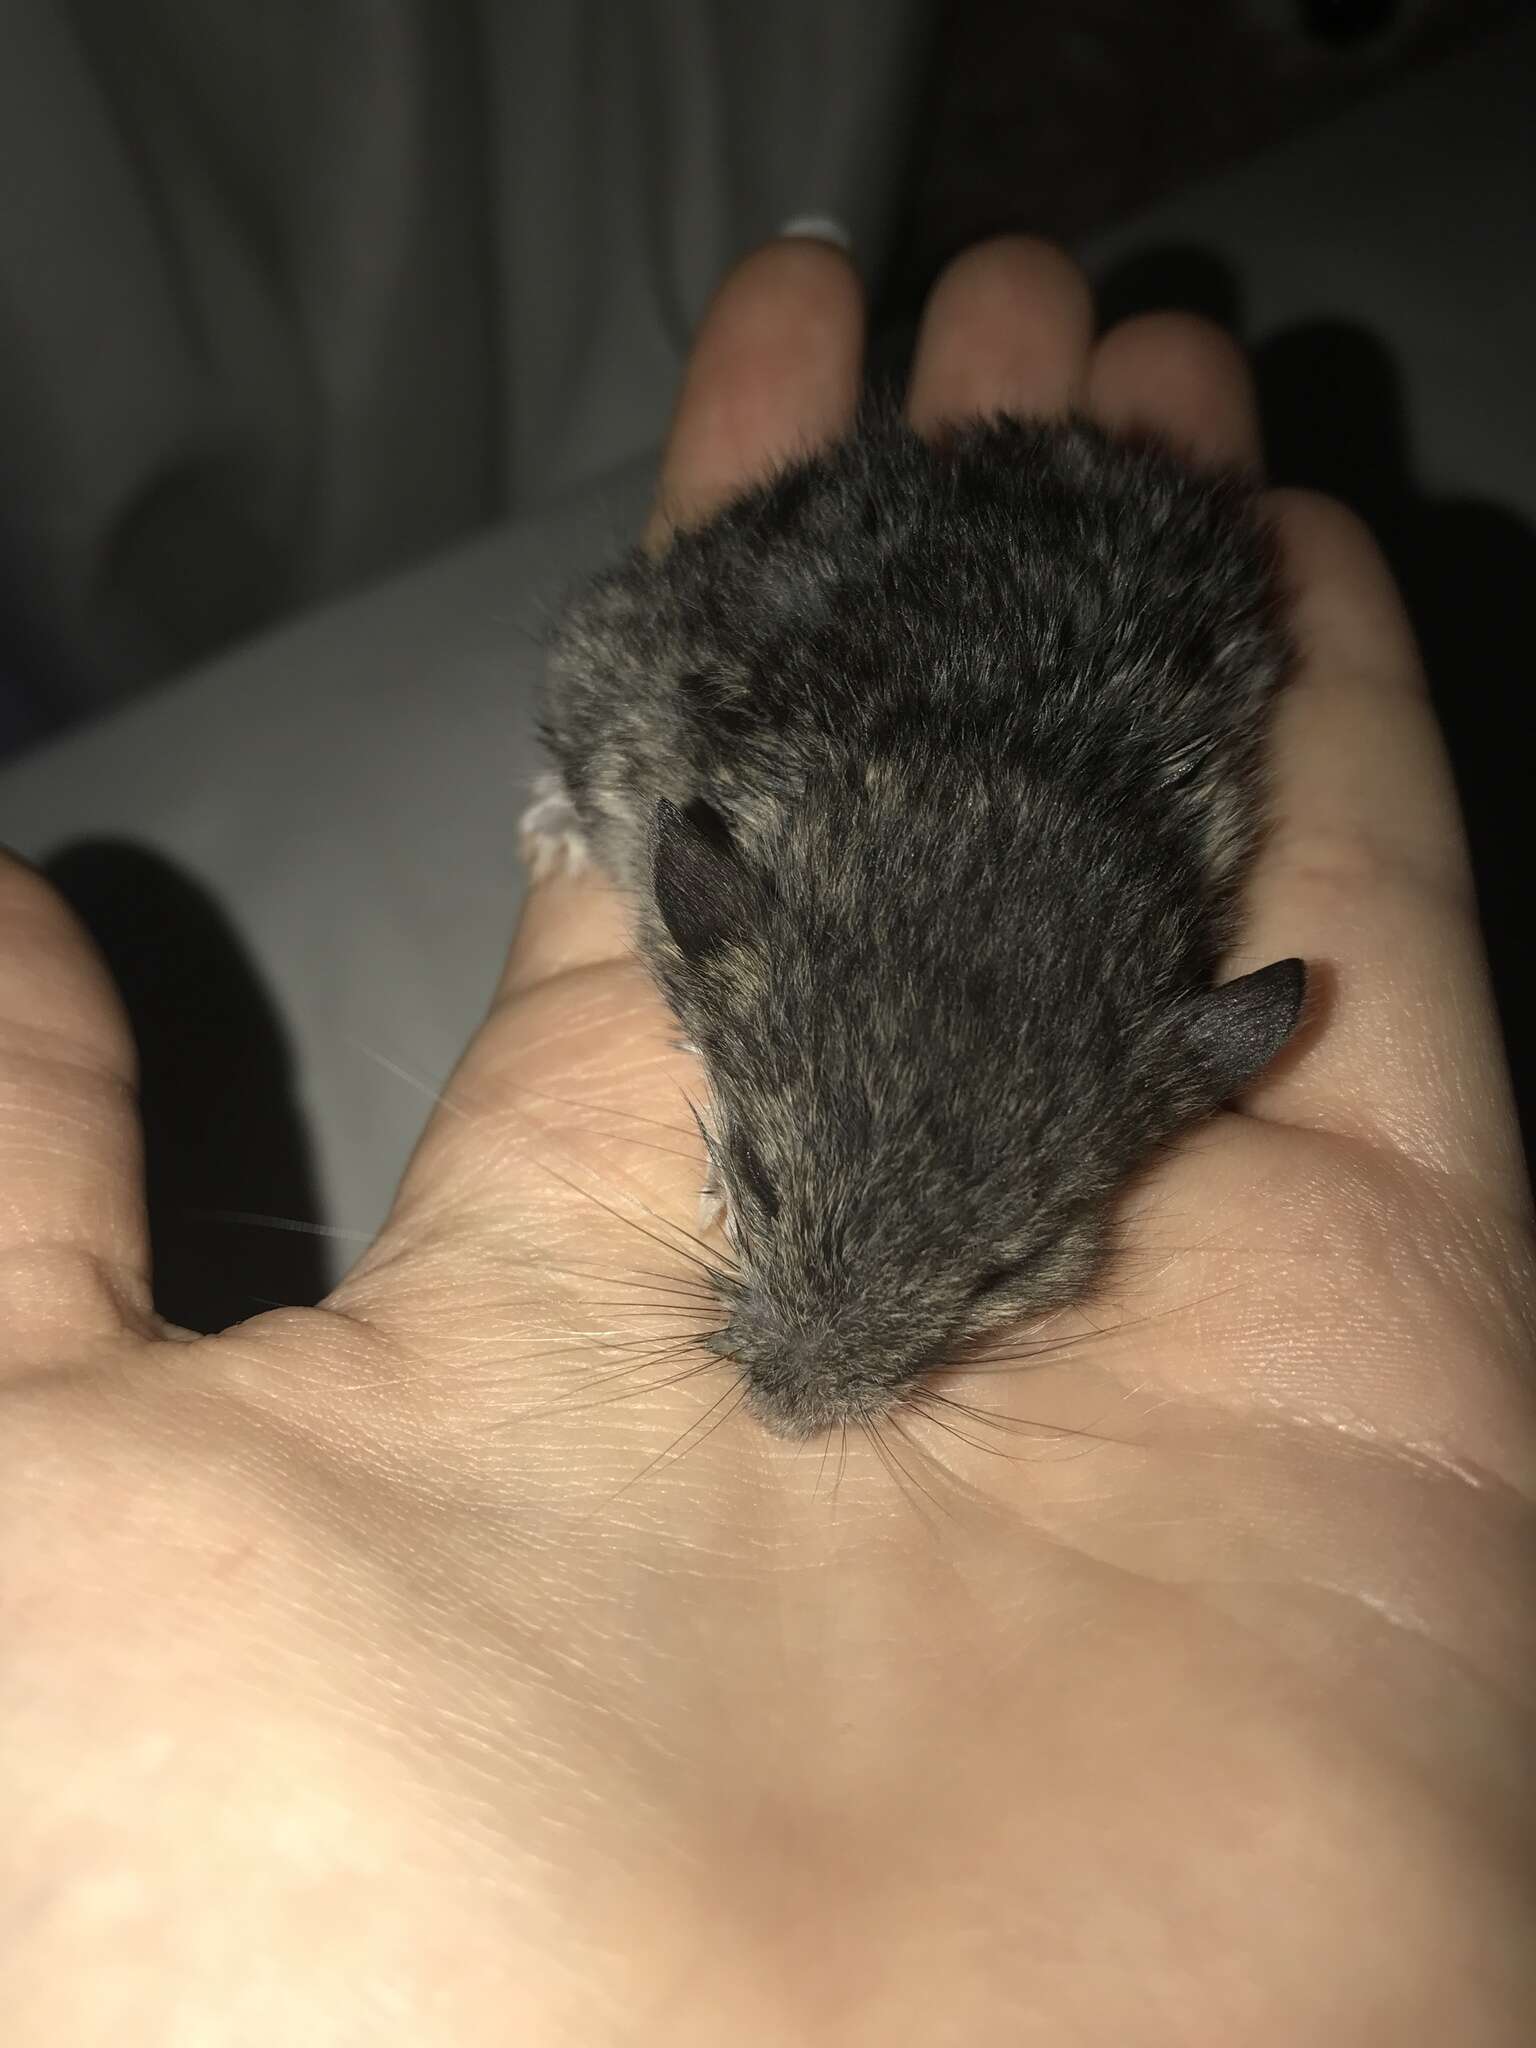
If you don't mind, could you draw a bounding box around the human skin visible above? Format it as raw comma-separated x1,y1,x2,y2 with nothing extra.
2,237,1533,2046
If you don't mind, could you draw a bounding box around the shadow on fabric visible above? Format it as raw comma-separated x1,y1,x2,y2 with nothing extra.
44,840,328,1331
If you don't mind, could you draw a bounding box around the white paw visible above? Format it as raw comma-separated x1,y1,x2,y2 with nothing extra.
519,770,591,880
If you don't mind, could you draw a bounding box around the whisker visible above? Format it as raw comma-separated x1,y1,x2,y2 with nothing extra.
907,1393,1039,1461
580,1298,719,1318
190,1210,374,1244
356,1039,706,1160
351,1040,470,1121
466,1088,724,1275
546,1333,712,1363
576,1335,718,1379
897,1398,1091,1504
859,1415,927,1527
570,1131,701,1162
882,1413,953,1521
500,1080,700,1141
564,1320,712,1357
814,1422,837,1501
933,1331,1098,1376
562,1338,722,1389
525,1351,729,1422
549,1359,729,1418
626,1265,724,1298
824,1419,851,1512
961,1280,1246,1374
529,1158,724,1281
917,1387,1118,1446
523,1263,719,1302
610,1193,728,1265
904,1399,982,1456
677,1375,752,1458
419,1324,718,1382
859,1415,901,1510
600,1375,750,1507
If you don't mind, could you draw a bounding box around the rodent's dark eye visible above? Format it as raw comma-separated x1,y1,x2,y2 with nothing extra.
733,1137,778,1219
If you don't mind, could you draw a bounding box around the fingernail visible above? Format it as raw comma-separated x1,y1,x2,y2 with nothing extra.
776,213,853,253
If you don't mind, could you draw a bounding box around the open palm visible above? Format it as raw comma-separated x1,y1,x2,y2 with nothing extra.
4,238,1534,2046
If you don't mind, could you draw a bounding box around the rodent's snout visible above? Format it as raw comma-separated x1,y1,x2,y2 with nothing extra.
711,1302,928,1441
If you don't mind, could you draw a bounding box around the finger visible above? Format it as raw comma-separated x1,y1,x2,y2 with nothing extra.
0,852,152,1370
905,236,1094,432
507,238,866,999
1237,492,1529,1212
349,948,708,1321
1086,312,1264,473
644,234,866,549
1080,328,1519,1201
497,872,636,1005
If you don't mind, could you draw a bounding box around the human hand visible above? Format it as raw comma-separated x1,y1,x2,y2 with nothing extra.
4,237,1534,2045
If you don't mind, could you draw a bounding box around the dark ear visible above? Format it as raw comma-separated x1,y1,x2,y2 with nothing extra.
1187,958,1307,1103
651,799,761,963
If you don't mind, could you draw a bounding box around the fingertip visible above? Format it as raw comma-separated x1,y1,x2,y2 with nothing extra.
905,235,1095,432
1264,488,1424,688
720,230,863,303
1088,312,1263,473
0,845,150,1359
0,844,135,1079
645,235,866,549
1265,486,1394,575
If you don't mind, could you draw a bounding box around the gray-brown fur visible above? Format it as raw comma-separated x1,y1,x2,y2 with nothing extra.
532,411,1305,1439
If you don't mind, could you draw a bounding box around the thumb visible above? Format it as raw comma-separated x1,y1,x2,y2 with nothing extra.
0,851,152,1372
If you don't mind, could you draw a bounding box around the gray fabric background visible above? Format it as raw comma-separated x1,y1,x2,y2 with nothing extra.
1,2,931,719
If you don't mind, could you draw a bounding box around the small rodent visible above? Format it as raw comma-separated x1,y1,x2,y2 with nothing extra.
524,410,1305,1440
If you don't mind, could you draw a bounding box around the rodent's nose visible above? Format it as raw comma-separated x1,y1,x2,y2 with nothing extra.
718,1306,879,1371
714,1309,915,1440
